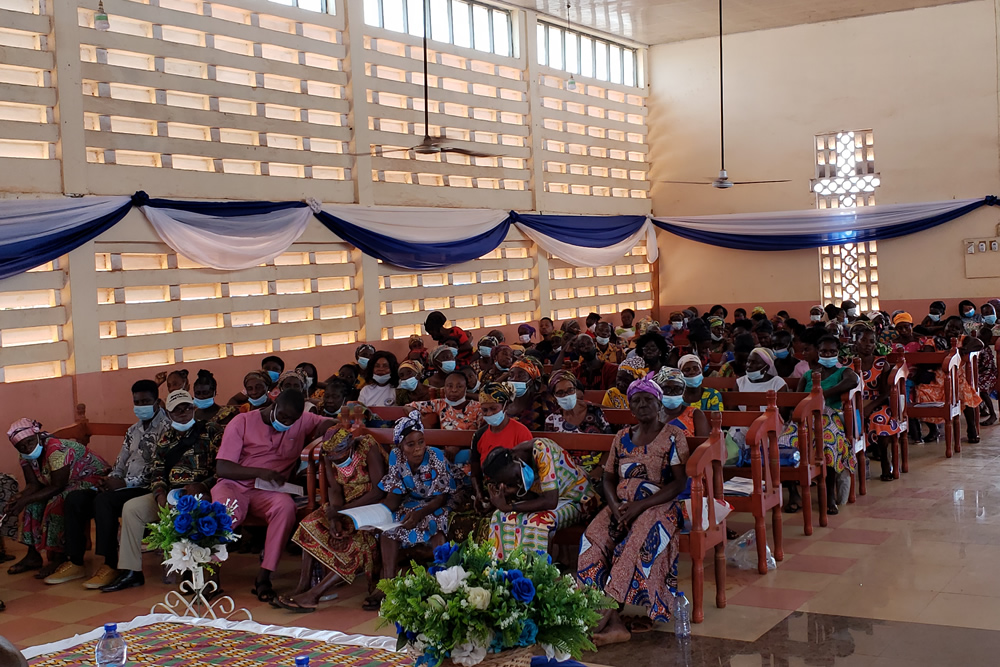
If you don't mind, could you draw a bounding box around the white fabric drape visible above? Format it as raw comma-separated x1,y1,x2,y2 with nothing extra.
516,218,659,266
321,204,510,242
141,206,313,271
0,196,131,244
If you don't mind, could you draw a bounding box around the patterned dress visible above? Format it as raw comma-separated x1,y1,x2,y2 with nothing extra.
407,399,483,431
544,403,613,472
602,388,629,410
20,438,109,552
292,436,387,584
488,439,597,558
578,425,689,623
0,474,18,541
664,406,698,434
916,364,984,422
778,368,857,474
692,387,723,412
596,344,626,365
209,405,241,429
508,393,549,432
378,446,453,548
861,357,902,447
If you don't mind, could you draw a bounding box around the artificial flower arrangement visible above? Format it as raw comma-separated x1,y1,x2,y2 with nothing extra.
145,495,239,575
378,540,610,667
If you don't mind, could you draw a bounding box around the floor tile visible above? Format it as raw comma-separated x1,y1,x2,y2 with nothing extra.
822,528,893,545
727,586,815,611
780,554,857,575
915,593,1000,631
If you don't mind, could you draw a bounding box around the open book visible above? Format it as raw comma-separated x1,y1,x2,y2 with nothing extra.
722,477,756,497
339,503,401,531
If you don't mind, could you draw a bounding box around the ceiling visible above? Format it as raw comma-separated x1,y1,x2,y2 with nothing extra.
508,0,975,45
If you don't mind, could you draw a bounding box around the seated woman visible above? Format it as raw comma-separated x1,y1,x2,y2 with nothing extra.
279,428,388,612
718,334,754,377
890,312,921,352
480,343,513,386
354,344,376,378
571,334,619,391
594,321,625,365
778,333,859,514
808,304,827,327
772,330,811,381
977,323,998,426
578,375,690,644
653,369,709,436
545,370,613,481
918,301,947,335
630,331,673,378
396,360,431,405
483,438,597,559
678,355,723,412
273,369,318,411
296,362,324,403
155,368,190,393
406,335,430,374
228,371,272,412
408,371,482,430
603,367,641,410
517,324,537,347
506,358,549,431
708,316,733,359
916,333,984,444
736,347,787,394
358,351,399,408
475,335,499,377
337,364,362,401
959,299,983,332
6,419,109,577
191,369,240,428
853,329,902,481
368,413,453,610
425,346,457,395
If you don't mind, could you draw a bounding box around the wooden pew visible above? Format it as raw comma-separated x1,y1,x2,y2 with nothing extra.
51,403,131,447
582,390,605,404
967,349,981,442
905,346,962,457
888,360,910,476
704,376,738,391
844,364,867,504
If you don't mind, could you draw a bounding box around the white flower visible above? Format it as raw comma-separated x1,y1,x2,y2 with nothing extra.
164,540,212,574
212,544,229,562
466,587,491,611
435,565,470,594
428,594,446,611
412,634,429,652
451,639,488,667
541,644,571,662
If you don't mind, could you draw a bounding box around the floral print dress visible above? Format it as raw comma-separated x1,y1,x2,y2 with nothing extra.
378,446,453,548
861,357,902,447
544,403,612,472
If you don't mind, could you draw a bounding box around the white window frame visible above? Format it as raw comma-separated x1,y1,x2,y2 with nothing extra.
364,0,514,57
537,21,638,87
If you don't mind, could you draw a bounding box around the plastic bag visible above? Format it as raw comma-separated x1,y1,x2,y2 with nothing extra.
725,530,777,571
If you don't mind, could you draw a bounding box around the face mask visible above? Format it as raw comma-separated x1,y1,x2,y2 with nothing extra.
193,397,215,410
928,314,941,322
484,411,506,427
661,394,684,409
440,360,456,373
964,310,976,318
518,460,535,492
683,374,703,388
133,405,156,421
848,308,858,317
810,315,823,322
471,380,481,392
272,417,292,432
774,348,790,359
334,453,354,469
556,394,578,410
671,322,683,331
372,373,391,385
446,346,459,357
266,370,280,383
358,357,370,369
304,378,313,393
399,377,418,391
444,397,466,407
20,443,43,461
746,369,765,381
588,324,597,332
510,381,528,397
986,315,998,325
818,356,839,368
596,336,610,346
519,335,531,344
711,333,723,342
323,407,342,417
172,418,196,432
479,346,493,357
553,346,562,354
248,393,268,407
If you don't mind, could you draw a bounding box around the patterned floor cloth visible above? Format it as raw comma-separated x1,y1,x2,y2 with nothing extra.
29,622,410,667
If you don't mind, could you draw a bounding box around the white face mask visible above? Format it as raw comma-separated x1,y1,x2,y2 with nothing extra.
519,334,531,344
847,308,858,317
810,314,823,322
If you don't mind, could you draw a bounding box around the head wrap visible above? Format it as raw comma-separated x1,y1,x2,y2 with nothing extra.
490,343,512,362
7,418,41,445
548,369,580,394
653,367,685,388
393,410,424,445
519,324,536,336
321,428,353,454
626,373,663,400
892,312,913,325
487,330,506,343
619,354,647,372
408,334,424,347
707,316,724,329
867,311,882,321
511,358,542,381
752,306,767,317
431,345,454,363
677,354,703,372
618,365,643,381
749,347,778,378
810,304,825,314
479,335,499,348
243,370,268,387
399,359,424,377
480,381,515,405
276,368,307,389
355,343,376,359
636,317,661,336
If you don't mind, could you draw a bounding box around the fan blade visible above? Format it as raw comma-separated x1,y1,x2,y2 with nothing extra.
441,147,503,158
342,146,414,157
658,180,716,185
729,179,792,185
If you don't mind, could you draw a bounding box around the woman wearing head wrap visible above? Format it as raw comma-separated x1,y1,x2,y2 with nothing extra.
890,312,920,353
474,335,499,376
396,360,431,404
5,419,110,577
229,370,273,412
654,368,709,436
479,343,513,386
355,344,376,372
851,328,903,482
426,345,458,395
737,348,787,395
544,370,612,478
707,316,732,356
517,324,537,346
602,365,642,411
270,369,317,410
676,354,724,413
406,369,483,432
578,374,692,638
279,427,388,612
505,358,549,431
718,333,756,378
406,335,430,376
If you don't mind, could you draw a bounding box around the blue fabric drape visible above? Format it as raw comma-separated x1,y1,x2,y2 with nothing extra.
132,190,308,215
511,212,648,247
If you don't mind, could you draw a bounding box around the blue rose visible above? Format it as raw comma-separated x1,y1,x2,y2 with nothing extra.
534,550,553,565
427,565,444,575
489,632,505,653
433,542,459,565
212,501,228,517
217,512,233,532
510,576,535,604
176,495,197,513
173,512,193,535
197,514,218,538
518,619,538,647
505,569,523,582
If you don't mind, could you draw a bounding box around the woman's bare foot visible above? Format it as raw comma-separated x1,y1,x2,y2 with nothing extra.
593,610,631,646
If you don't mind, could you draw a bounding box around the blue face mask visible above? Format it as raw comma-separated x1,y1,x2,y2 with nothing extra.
446,347,459,357
248,393,268,407
484,411,506,427
133,404,156,421
334,453,354,469
774,348,790,359
661,394,685,410
193,397,215,410
965,309,977,319
266,370,280,383
399,377,418,391
596,336,610,346
556,394,578,410
518,461,535,492
510,381,528,397
372,374,391,385
818,356,839,368
272,417,293,433
683,374,703,388
479,346,492,358
445,397,466,407
172,418,196,432
746,369,765,381
440,360,456,373
323,406,342,418
358,357,370,369
20,443,43,461
928,313,941,322
986,315,998,325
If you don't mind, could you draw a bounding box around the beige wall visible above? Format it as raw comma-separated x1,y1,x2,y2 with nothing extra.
648,0,1000,316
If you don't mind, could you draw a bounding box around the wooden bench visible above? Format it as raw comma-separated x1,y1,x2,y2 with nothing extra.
904,346,962,457
844,363,867,504
703,376,737,391
50,403,131,446
888,360,910,476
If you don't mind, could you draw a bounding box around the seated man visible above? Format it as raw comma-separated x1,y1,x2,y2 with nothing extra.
53,380,170,588
102,390,223,592
211,389,334,602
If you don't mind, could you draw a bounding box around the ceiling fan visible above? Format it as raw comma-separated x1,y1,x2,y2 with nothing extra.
350,0,502,159
661,0,790,188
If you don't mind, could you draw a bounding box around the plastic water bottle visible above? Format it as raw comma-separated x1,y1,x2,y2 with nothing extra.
295,657,310,667
674,592,692,640
95,623,127,667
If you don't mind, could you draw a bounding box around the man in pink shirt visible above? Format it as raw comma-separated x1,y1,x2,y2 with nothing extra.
213,389,334,602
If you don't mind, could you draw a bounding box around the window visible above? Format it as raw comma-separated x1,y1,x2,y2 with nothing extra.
365,0,513,57
267,0,334,12
813,130,881,310
538,23,637,87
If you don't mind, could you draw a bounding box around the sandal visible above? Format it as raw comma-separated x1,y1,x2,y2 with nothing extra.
879,474,895,482
623,616,654,634
362,592,385,612
251,580,276,603
827,504,839,516
783,502,802,514
273,595,318,614
7,559,41,575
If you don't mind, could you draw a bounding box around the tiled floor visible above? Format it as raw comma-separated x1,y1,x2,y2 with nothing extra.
8,428,1000,664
